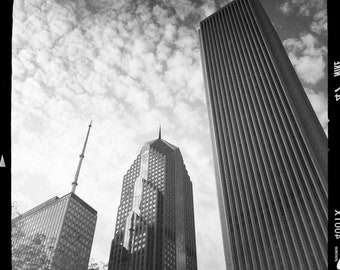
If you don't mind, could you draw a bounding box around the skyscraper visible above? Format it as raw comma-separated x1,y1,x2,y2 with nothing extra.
108,130,197,270
12,121,97,270
198,0,328,269
12,193,97,270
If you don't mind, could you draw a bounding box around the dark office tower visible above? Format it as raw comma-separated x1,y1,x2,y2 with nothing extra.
108,130,197,270
12,121,97,270
198,0,328,269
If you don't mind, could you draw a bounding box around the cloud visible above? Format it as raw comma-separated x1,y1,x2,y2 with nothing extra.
298,0,324,16
283,33,327,85
198,0,235,19
283,33,327,134
12,0,224,269
310,9,327,34
199,1,216,18
279,2,293,15
173,102,205,131
279,0,327,39
279,0,325,17
167,0,197,21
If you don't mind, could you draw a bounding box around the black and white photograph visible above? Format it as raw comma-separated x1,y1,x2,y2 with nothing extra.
7,0,332,269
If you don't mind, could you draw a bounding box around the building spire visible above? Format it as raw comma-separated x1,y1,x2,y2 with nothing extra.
158,125,161,140
71,120,92,193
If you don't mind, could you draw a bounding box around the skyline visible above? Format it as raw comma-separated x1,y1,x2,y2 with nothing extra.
12,0,327,269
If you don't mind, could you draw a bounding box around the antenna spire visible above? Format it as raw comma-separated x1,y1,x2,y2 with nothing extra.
158,125,161,140
71,120,92,193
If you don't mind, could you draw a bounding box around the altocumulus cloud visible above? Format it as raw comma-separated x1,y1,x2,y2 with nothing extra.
278,0,327,135
12,0,225,269
279,0,327,36
279,0,325,17
283,33,328,134
283,33,327,85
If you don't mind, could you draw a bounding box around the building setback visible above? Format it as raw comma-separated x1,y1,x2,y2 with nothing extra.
199,0,328,269
108,131,197,270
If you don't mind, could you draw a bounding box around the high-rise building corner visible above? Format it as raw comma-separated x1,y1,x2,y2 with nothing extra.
12,121,97,270
108,129,197,270
198,0,328,269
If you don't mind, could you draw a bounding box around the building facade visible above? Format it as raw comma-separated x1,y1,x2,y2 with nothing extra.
199,0,328,269
12,192,97,270
108,133,197,270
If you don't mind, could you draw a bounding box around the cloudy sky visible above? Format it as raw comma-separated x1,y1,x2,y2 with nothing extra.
12,0,327,269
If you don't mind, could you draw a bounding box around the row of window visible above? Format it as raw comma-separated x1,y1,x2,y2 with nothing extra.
13,196,69,249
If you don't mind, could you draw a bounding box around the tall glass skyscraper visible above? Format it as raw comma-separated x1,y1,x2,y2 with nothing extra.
12,192,97,270
199,0,328,269
108,131,197,270
12,121,97,270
